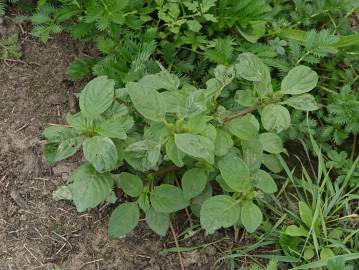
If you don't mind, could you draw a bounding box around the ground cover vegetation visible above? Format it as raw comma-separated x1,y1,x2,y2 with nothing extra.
3,0,358,268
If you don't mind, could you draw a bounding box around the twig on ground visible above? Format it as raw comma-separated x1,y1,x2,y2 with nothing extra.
170,221,185,270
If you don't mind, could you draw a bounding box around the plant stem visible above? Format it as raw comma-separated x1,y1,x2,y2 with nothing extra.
223,107,256,122
170,221,185,270
350,134,358,161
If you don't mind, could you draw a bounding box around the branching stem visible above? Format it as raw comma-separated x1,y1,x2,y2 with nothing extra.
223,107,256,122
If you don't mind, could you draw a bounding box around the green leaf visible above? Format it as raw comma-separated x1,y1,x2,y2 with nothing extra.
225,117,258,140
201,0,217,12
241,201,262,233
68,163,113,212
259,132,284,154
218,154,251,192
235,53,270,82
83,136,118,173
237,20,266,43
320,248,335,260
108,202,139,238
166,137,185,167
190,184,212,217
124,140,161,172
262,154,282,173
200,195,240,234
137,193,150,212
254,170,277,194
235,89,257,107
42,126,82,163
261,104,291,133
299,201,313,228
127,82,166,122
285,225,309,237
187,19,202,32
97,118,128,139
150,184,189,214
281,66,318,95
53,185,72,201
79,76,115,119
115,172,143,197
145,207,170,236
242,138,263,173
174,133,214,164
181,168,207,200
282,94,319,111
214,129,233,156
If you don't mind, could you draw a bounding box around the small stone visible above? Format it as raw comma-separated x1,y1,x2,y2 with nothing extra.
183,250,200,267
205,245,217,256
47,93,68,105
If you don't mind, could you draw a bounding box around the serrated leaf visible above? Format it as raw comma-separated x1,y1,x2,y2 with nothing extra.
281,65,318,95
181,168,207,200
145,207,170,236
218,154,251,192
200,195,240,234
150,184,189,214
127,82,166,122
83,136,118,172
115,172,143,197
68,163,113,212
108,202,139,238
241,201,262,233
79,76,115,119
282,94,319,111
174,133,214,164
259,132,284,154
254,170,277,194
261,104,291,133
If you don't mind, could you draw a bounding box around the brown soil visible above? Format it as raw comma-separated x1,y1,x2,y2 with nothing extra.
0,20,231,270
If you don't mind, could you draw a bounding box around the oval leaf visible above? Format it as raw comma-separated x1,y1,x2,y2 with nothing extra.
68,163,114,212
150,184,189,214
79,76,115,119
218,154,251,192
254,170,278,194
241,201,263,233
127,82,165,122
225,117,258,140
261,104,291,133
174,133,214,164
108,202,139,238
281,65,318,95
200,195,240,234
235,53,270,82
181,168,208,200
145,207,170,236
115,172,143,197
83,136,118,172
282,94,319,111
259,132,284,154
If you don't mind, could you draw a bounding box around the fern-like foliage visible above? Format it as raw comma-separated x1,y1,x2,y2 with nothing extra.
0,33,22,59
240,260,278,270
323,85,359,144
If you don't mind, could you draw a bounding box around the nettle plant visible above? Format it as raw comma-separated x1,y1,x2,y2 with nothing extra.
44,53,319,238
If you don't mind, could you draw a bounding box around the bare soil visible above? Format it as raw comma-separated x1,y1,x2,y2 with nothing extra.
0,21,231,270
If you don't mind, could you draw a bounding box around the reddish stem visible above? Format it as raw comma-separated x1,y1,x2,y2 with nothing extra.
223,107,256,122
